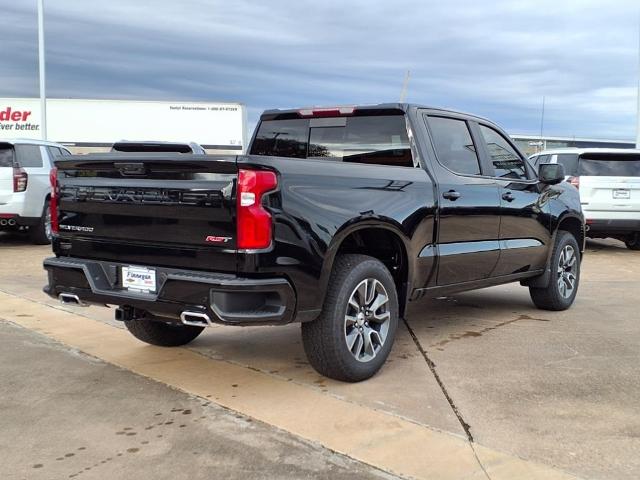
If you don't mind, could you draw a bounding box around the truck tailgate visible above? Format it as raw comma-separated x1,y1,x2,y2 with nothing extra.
54,154,238,272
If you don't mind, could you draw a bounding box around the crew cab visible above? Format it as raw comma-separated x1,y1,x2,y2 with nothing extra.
44,104,584,381
530,148,640,249
0,139,72,243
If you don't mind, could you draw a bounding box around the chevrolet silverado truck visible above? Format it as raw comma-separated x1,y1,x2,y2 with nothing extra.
44,104,584,382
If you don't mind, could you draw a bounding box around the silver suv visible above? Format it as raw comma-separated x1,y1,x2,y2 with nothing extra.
0,139,71,243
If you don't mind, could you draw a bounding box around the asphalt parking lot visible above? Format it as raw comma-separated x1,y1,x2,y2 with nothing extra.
1,232,638,480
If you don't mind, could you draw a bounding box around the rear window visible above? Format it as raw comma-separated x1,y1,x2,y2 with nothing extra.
0,145,14,167
578,154,640,177
14,144,43,167
250,115,414,167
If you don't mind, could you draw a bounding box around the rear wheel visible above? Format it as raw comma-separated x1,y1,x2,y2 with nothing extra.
301,254,399,382
624,232,640,250
30,199,52,245
529,231,580,311
124,316,204,347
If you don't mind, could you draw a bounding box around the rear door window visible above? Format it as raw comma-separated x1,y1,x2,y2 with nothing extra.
556,153,579,176
14,144,43,168
578,155,640,176
478,125,528,179
0,145,15,167
251,115,414,167
427,116,481,175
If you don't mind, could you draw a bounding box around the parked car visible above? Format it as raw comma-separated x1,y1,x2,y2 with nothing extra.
529,148,640,249
0,139,71,243
43,104,584,381
111,140,206,154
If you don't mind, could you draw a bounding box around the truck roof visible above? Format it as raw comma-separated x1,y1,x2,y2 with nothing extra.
260,103,497,126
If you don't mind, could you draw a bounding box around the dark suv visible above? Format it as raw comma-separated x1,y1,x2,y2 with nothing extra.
44,104,584,381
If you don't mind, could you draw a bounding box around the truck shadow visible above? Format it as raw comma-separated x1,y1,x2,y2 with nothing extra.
0,231,38,247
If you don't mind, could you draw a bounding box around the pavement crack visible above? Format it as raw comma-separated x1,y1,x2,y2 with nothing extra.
402,317,473,441
402,317,492,479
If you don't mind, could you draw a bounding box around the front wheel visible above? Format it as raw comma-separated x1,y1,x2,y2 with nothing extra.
124,316,204,347
529,231,581,311
624,232,640,250
301,254,399,382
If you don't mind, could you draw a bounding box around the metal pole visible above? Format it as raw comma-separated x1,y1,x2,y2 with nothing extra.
37,0,47,140
636,15,640,148
399,70,411,102
539,96,545,152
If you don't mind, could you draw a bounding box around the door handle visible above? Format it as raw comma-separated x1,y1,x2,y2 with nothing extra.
502,192,515,202
442,190,461,201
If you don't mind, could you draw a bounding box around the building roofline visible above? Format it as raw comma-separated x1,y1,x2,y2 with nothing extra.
511,134,635,144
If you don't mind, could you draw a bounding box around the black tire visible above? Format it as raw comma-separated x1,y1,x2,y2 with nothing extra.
624,232,640,250
124,316,204,347
301,254,399,382
30,199,52,245
529,231,581,311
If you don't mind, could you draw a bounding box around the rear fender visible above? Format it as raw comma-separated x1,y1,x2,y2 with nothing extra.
317,219,413,315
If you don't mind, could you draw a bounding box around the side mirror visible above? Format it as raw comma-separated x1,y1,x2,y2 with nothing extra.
538,163,565,185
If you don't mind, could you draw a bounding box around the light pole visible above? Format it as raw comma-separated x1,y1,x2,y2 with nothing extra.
37,0,47,140
636,16,640,148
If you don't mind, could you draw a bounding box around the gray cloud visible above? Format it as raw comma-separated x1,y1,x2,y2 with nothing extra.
1,0,639,139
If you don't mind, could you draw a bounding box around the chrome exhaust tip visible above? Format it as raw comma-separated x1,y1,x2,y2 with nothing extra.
58,293,89,307
7,219,16,226
0,219,7,226
180,311,212,327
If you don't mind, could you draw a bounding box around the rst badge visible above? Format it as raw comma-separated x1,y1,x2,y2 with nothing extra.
205,235,232,244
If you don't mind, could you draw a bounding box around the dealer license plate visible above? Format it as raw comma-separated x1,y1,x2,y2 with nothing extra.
121,266,156,292
613,189,630,199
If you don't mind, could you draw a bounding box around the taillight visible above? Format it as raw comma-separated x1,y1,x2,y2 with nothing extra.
49,168,59,235
13,166,28,192
568,176,580,189
237,169,277,250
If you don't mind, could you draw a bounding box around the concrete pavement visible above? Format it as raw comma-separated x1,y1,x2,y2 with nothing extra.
1,232,639,479
1,320,396,480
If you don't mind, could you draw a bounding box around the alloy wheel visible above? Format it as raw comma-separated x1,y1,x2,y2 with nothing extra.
344,278,391,363
557,245,577,299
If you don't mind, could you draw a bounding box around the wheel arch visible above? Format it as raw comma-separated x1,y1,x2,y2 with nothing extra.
557,214,585,253
318,220,412,317
524,213,585,288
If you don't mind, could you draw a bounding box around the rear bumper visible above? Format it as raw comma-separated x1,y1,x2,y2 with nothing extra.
0,213,40,228
43,256,297,326
586,219,640,234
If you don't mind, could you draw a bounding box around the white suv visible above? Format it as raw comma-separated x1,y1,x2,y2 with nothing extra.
0,139,71,244
529,148,640,250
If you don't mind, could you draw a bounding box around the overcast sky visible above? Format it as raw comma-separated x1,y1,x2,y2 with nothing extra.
1,0,639,139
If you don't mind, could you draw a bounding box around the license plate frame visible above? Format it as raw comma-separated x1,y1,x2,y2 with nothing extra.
613,189,630,200
121,265,157,293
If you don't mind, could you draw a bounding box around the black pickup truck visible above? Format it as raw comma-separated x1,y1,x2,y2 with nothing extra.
44,104,584,381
